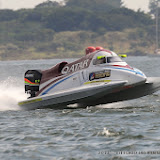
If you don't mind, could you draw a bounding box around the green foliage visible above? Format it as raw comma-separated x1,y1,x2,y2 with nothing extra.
35,0,62,9
65,0,123,12
0,9,18,21
149,0,160,15
43,7,153,32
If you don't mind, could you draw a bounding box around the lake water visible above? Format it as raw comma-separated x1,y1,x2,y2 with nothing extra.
0,56,160,160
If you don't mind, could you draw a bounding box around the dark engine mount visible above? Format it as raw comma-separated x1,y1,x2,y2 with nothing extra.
25,70,42,98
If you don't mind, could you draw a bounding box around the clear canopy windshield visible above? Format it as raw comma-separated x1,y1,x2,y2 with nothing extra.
93,56,106,65
107,56,122,63
93,56,122,65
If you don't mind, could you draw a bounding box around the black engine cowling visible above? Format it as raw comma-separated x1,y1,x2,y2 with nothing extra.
25,70,42,98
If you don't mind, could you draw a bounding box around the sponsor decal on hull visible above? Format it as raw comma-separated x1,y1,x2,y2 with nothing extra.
61,59,89,74
89,70,111,81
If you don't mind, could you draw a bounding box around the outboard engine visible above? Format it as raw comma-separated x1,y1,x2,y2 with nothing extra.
24,70,42,98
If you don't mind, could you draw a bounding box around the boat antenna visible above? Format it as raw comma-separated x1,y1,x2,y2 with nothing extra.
156,1,160,54
0,0,1,9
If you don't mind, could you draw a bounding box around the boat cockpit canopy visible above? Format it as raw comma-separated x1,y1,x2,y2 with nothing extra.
93,53,122,65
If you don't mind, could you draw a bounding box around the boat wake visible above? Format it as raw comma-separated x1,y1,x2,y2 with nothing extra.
0,77,27,111
95,101,134,109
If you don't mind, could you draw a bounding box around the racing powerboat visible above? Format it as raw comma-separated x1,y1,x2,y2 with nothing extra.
18,49,160,110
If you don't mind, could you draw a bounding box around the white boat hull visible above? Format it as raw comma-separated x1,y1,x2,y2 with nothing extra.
18,77,160,110
19,80,126,110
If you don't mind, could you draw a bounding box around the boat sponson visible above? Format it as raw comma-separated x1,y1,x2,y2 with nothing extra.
83,77,160,106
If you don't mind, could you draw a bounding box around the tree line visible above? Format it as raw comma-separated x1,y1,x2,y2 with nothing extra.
0,0,157,60
0,0,153,35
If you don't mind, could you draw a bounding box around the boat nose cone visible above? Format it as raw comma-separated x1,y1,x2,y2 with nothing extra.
133,68,147,83
140,75,147,82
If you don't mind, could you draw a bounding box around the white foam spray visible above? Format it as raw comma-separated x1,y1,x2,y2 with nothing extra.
0,77,27,111
98,127,117,137
96,101,130,109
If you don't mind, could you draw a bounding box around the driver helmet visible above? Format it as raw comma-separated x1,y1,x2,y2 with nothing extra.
85,46,96,55
96,46,104,50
